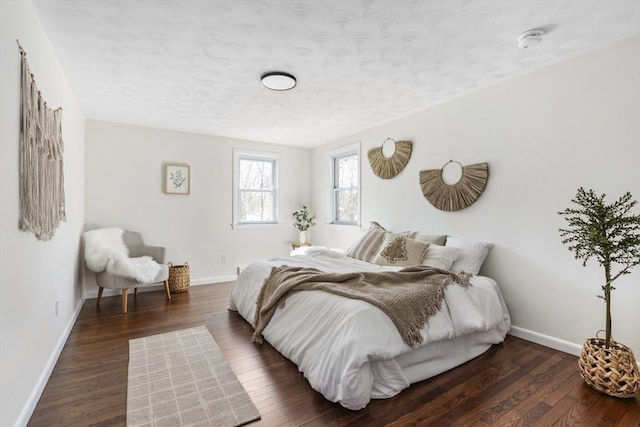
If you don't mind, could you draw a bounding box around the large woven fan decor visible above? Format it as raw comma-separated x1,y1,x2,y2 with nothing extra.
419,161,489,211
367,138,412,179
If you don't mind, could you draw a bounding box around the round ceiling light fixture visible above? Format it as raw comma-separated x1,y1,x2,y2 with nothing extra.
260,71,297,91
518,29,544,49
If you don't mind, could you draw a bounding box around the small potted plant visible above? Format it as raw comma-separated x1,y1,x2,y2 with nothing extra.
292,205,316,244
559,187,640,398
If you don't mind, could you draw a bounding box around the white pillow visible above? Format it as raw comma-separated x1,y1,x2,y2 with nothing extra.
421,245,462,270
445,237,493,275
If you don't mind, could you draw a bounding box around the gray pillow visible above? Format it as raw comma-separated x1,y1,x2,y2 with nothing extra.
414,233,447,246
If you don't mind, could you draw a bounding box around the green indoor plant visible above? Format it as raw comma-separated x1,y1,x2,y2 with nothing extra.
559,187,640,397
292,205,316,244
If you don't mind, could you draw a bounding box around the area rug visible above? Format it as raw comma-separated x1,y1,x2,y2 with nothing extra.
127,326,261,426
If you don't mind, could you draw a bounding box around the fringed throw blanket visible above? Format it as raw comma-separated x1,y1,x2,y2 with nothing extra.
253,266,471,347
19,45,66,241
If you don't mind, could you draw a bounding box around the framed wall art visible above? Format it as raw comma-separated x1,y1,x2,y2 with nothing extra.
164,163,190,195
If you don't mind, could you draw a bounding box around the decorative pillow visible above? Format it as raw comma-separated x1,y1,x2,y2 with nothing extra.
445,237,493,275
421,245,462,270
345,222,387,263
372,234,430,267
346,222,418,263
414,233,447,246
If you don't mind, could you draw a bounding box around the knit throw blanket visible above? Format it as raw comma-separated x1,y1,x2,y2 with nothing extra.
252,265,471,348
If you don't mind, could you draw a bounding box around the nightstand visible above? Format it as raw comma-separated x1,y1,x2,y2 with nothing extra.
291,242,312,250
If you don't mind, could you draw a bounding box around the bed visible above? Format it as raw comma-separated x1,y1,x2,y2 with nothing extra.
228,243,511,410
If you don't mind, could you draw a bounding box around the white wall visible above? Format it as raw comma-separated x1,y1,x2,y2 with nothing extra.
84,120,311,296
311,36,640,357
0,1,85,426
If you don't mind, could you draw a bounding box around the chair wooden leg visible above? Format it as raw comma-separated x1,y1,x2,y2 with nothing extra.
164,280,171,300
97,287,104,306
122,289,128,314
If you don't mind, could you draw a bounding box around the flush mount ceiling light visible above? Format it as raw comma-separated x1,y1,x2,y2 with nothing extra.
260,71,297,91
518,29,544,49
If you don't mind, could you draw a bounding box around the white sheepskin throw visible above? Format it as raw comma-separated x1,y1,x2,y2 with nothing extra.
108,254,161,283
84,227,128,272
83,227,161,283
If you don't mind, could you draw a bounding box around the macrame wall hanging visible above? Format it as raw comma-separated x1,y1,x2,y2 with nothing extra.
367,138,412,179
419,161,489,211
18,41,66,241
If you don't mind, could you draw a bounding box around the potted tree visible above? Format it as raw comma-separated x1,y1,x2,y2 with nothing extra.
292,205,316,244
559,187,640,398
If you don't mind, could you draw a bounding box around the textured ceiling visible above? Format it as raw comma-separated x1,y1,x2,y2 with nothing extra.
31,0,640,147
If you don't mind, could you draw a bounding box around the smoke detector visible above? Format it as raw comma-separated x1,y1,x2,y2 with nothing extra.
518,29,544,49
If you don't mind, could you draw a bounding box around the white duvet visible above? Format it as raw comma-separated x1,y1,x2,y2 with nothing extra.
228,247,511,410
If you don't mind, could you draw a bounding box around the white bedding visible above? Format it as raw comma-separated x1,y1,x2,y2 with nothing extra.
228,247,511,410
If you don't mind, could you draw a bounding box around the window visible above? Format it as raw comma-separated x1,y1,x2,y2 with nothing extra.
331,145,359,225
233,149,278,225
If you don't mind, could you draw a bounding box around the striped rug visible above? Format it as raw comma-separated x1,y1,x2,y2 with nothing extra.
127,326,260,426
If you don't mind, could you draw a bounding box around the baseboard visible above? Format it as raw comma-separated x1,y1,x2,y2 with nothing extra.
508,326,640,370
84,275,238,299
15,298,84,427
508,326,582,356
191,275,237,286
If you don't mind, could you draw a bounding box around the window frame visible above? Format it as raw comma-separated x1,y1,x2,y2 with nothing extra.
329,143,360,226
232,148,279,226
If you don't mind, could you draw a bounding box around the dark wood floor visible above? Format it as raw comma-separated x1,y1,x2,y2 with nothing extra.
29,283,640,426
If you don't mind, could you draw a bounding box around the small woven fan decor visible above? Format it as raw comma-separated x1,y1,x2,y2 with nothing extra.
419,161,489,211
367,138,412,179
578,333,640,398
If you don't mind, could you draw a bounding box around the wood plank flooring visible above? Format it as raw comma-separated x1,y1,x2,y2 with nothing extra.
29,283,640,426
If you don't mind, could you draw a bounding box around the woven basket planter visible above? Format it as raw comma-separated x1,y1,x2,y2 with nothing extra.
578,335,640,398
167,262,190,294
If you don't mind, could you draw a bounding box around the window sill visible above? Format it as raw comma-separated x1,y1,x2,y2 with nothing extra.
327,222,359,227
231,222,283,230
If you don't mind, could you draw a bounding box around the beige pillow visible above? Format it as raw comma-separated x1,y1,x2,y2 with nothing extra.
345,222,387,263
421,245,462,270
346,222,418,263
372,234,430,267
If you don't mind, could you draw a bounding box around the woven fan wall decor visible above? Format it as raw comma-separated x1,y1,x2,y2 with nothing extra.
367,138,412,179
419,161,489,211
